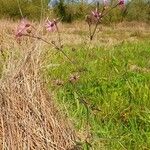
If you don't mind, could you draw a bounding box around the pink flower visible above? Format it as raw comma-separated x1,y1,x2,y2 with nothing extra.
118,0,124,5
45,20,56,32
15,19,30,38
91,8,101,20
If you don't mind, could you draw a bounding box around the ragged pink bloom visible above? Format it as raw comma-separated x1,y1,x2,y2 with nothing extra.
91,8,101,20
45,20,57,32
118,0,124,5
15,19,30,38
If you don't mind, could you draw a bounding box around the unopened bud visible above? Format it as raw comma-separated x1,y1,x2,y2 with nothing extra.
25,24,30,27
26,29,32,34
51,41,55,44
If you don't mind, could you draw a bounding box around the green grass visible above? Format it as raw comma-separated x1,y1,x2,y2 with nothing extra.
45,39,150,149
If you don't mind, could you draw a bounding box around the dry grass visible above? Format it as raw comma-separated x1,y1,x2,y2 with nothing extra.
0,54,78,149
0,22,79,149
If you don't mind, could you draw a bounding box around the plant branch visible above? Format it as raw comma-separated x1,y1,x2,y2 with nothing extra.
22,34,74,64
89,2,120,41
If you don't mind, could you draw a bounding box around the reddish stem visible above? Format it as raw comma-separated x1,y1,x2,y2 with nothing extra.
22,34,73,64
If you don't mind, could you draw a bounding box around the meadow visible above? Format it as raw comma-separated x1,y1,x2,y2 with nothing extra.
46,22,150,149
0,19,150,150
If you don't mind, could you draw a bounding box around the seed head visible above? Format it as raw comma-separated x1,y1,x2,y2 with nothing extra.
118,0,124,5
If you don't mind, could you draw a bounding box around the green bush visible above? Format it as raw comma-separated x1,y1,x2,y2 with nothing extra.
126,0,150,22
54,0,72,23
53,1,89,23
0,0,149,23
0,0,49,20
52,0,150,23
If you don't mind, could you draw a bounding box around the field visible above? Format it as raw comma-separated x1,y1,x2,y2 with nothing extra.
0,20,150,149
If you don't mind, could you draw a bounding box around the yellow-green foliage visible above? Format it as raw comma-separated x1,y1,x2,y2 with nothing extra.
0,0,149,23
0,0,48,20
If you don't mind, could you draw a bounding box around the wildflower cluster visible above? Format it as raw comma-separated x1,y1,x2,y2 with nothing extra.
15,0,125,58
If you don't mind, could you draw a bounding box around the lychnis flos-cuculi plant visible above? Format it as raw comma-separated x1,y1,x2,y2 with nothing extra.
15,0,125,62
13,1,125,147
86,0,125,40
15,18,73,63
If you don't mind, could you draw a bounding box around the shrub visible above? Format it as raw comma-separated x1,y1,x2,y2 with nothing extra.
53,1,88,23
0,0,150,23
126,0,150,22
0,0,49,20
